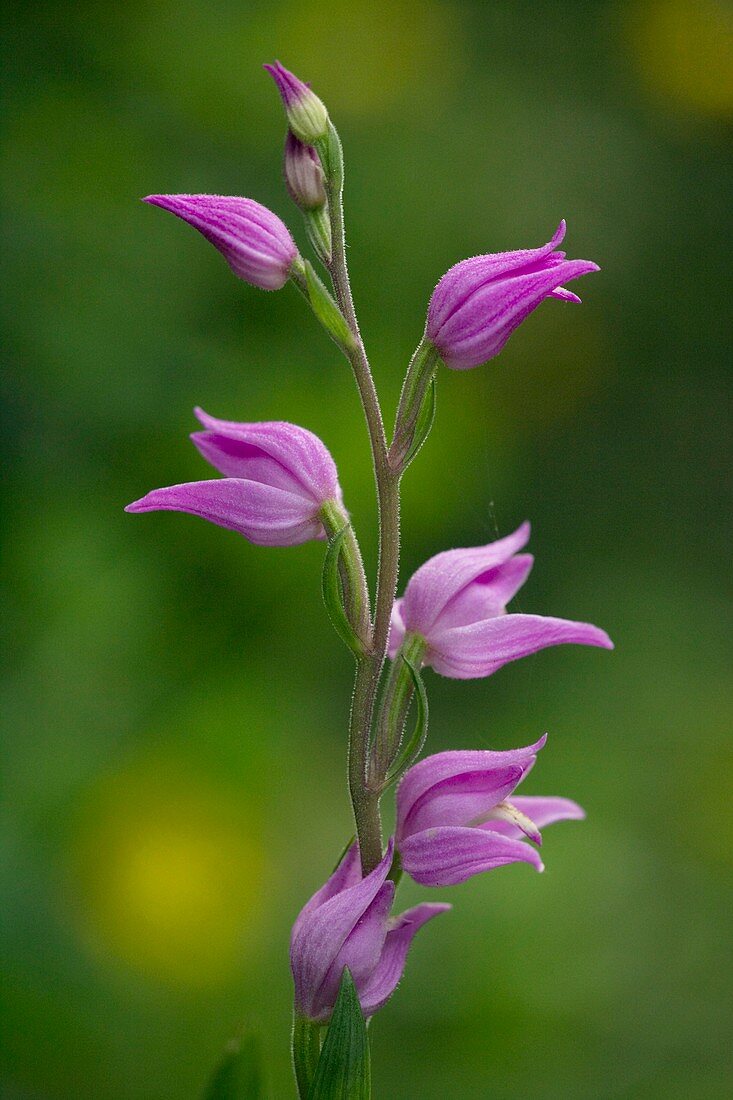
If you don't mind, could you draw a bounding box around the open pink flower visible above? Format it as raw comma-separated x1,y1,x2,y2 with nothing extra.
291,839,449,1022
144,194,298,290
126,408,342,547
396,736,584,886
389,522,613,678
426,221,599,369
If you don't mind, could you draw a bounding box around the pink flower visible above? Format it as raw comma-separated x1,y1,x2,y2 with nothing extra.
126,408,343,547
389,522,613,678
291,839,450,1022
143,194,298,290
426,221,599,369
396,736,584,886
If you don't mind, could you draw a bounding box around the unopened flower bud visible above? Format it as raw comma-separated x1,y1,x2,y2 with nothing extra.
144,194,299,290
264,60,329,144
284,131,326,211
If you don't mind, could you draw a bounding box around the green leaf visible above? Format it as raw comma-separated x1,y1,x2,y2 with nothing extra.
309,969,371,1100
384,654,429,786
331,834,356,874
403,374,437,469
305,261,356,352
204,1035,263,1099
322,527,365,657
315,123,344,190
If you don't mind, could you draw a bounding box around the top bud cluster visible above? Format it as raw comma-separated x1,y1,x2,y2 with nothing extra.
141,62,598,380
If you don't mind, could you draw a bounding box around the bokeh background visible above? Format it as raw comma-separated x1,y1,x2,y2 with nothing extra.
3,1,732,1096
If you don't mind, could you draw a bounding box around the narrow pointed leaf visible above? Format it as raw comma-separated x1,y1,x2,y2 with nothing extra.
331,835,356,874
204,1035,263,1099
384,655,429,787
305,261,356,352
322,528,365,656
308,968,371,1100
402,375,437,470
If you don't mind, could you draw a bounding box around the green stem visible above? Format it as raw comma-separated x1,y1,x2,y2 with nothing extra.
319,124,401,875
292,1013,321,1098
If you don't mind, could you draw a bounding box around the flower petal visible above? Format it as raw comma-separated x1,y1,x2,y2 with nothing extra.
313,882,395,1021
481,796,585,841
428,613,613,679
388,598,407,658
290,843,362,943
144,194,297,290
396,737,547,840
427,222,568,337
550,286,582,303
436,258,599,369
399,826,544,886
125,478,324,546
290,840,394,1020
432,553,534,632
193,409,341,504
399,765,524,840
401,522,531,637
359,903,451,1017
191,433,309,495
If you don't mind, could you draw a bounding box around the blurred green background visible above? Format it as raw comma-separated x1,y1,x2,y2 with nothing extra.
2,1,732,1096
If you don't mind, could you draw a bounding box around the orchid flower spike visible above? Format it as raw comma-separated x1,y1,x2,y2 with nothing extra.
389,522,613,679
425,221,599,369
396,735,585,886
126,409,344,547
143,195,299,290
290,839,450,1022
264,61,329,145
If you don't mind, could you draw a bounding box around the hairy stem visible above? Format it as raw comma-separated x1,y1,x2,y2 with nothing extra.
322,125,401,875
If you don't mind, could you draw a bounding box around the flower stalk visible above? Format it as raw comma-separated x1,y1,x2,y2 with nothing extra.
317,120,401,876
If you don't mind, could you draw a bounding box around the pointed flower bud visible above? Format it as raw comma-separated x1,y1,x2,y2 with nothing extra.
396,736,585,886
143,195,299,290
126,409,343,547
290,839,450,1022
264,61,329,145
284,131,327,211
425,221,599,369
389,522,613,679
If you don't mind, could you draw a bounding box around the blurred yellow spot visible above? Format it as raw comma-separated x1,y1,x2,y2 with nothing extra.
70,763,265,987
273,0,463,115
628,0,733,117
